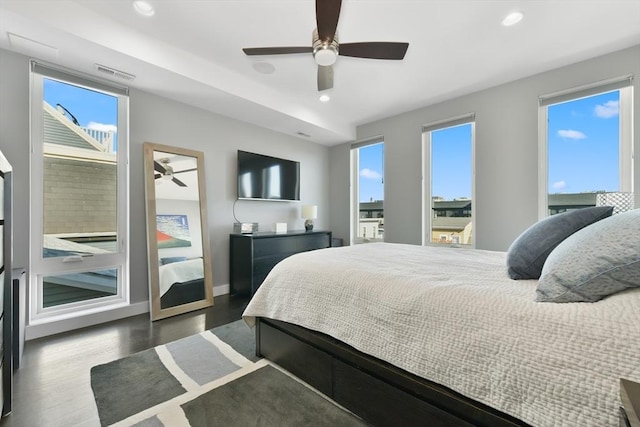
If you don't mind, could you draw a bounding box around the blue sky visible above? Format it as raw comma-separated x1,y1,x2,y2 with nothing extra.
44,78,118,144
548,91,619,193
358,90,621,202
358,142,384,202
431,123,472,200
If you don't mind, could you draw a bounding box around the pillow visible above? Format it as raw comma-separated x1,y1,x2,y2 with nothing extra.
160,256,187,265
506,206,613,279
536,208,640,303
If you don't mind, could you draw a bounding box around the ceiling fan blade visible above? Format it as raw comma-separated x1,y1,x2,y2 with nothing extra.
243,47,312,56
339,42,409,60
154,160,167,174
316,0,341,42
174,168,197,175
317,65,334,91
172,177,187,187
154,173,161,180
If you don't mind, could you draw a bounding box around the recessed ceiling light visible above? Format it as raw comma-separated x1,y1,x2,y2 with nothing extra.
133,1,155,17
319,94,330,102
502,11,523,26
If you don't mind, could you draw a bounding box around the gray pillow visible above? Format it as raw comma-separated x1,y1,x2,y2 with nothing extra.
506,206,613,279
536,208,640,303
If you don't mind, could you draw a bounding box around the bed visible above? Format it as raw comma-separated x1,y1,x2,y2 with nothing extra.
158,257,205,309
243,242,640,427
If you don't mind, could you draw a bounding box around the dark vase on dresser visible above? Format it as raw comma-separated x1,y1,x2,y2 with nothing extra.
0,150,13,417
229,230,332,296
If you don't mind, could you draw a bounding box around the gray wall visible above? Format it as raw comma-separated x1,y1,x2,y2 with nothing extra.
0,48,330,305
330,45,640,251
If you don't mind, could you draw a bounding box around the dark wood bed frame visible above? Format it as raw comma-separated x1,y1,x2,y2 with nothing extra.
256,317,531,427
160,278,205,309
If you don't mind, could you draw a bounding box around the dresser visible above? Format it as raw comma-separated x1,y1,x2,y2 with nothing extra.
230,230,332,295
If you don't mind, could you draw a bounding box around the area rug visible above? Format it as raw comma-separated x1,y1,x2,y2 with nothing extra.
90,320,365,427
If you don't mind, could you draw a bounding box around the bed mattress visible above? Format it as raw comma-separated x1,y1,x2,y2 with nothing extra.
243,243,640,427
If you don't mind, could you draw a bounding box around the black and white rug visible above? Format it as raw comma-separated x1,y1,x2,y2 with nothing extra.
90,320,365,427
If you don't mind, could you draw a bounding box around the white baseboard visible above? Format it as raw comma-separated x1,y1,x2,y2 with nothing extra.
25,284,231,340
25,301,149,341
214,284,229,296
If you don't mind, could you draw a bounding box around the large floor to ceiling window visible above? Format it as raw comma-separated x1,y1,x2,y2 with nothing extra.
30,63,129,321
540,77,633,217
423,115,475,246
351,140,384,244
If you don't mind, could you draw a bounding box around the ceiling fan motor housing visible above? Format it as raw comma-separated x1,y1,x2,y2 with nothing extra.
313,29,338,66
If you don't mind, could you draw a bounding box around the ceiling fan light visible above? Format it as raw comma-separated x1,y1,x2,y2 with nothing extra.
314,47,337,66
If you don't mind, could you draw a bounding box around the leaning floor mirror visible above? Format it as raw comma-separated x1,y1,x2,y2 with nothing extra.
143,142,213,321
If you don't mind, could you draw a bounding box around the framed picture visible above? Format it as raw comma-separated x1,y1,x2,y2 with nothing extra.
156,214,192,248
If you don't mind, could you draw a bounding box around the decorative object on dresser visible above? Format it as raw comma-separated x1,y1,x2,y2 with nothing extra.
229,230,331,296
620,379,640,427
302,205,317,231
272,223,287,233
233,222,259,234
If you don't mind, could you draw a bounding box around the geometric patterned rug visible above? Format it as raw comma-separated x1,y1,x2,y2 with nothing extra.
90,320,366,427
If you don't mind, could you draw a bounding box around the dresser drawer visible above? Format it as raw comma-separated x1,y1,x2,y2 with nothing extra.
229,230,332,295
253,237,297,258
296,234,331,252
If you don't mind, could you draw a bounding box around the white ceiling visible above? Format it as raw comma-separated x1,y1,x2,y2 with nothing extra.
1,0,639,146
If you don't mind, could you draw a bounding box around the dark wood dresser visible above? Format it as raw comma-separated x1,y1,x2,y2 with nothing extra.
229,230,332,295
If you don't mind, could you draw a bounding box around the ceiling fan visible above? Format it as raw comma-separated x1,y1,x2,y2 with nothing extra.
242,0,409,91
154,158,194,187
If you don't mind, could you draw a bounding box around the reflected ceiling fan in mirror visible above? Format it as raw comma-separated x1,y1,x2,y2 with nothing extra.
154,158,190,187
242,0,409,91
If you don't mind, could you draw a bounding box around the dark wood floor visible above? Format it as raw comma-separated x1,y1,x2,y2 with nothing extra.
2,294,250,427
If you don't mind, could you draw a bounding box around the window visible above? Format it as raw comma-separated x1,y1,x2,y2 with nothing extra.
423,115,475,246
539,77,634,217
351,140,384,244
30,62,129,322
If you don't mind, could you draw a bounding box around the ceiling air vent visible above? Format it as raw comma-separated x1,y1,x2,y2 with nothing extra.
95,64,136,81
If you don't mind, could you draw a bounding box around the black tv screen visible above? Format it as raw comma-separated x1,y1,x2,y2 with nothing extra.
237,150,300,201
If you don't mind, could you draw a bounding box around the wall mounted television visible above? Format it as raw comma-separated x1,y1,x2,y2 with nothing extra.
237,150,300,201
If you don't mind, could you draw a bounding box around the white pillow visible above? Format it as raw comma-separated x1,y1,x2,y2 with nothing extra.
536,209,640,303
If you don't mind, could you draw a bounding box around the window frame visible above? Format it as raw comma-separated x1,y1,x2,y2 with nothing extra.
29,61,130,323
537,76,634,219
350,138,384,245
421,114,476,247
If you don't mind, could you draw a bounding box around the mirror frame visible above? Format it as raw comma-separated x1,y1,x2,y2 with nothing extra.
143,142,214,320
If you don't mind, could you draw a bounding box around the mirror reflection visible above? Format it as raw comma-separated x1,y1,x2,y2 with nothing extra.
143,142,213,321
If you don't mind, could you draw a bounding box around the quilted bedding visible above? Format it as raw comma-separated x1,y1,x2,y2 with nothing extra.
158,258,203,296
243,243,640,427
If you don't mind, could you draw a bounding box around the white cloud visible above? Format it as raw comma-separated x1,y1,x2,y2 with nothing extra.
594,100,619,118
360,168,382,180
552,180,567,190
557,129,586,140
87,121,117,133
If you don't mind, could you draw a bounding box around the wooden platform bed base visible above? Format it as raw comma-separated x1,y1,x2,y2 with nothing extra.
256,317,530,427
